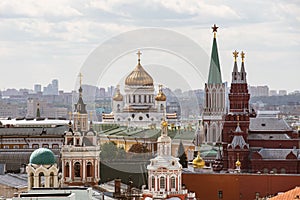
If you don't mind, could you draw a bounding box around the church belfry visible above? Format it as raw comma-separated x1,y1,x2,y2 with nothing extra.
203,24,226,144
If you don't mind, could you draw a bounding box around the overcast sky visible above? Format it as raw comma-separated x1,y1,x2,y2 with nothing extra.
0,0,299,92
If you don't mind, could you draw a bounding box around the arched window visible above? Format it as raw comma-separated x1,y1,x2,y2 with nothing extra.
74,162,81,177
263,168,268,174
212,126,217,142
151,176,155,189
271,168,277,174
50,172,54,187
39,172,45,187
87,162,92,177
170,176,176,189
280,168,286,174
65,162,70,177
160,177,165,190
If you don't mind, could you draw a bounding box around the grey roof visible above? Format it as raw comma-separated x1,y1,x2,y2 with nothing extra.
257,149,299,160
249,118,292,132
228,135,249,149
0,125,67,136
0,173,28,188
248,133,291,140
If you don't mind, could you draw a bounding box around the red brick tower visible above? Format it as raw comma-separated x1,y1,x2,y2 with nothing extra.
222,51,251,171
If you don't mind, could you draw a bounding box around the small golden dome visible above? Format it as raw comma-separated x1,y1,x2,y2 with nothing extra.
113,85,123,101
162,120,168,127
155,85,166,101
235,160,241,167
125,51,154,86
192,151,205,168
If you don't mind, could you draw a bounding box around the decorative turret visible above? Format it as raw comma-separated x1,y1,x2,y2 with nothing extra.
155,84,166,101
232,50,239,83
113,85,123,101
73,73,88,131
74,73,87,114
240,51,247,83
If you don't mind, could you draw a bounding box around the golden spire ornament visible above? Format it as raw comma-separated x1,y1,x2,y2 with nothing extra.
233,50,239,62
241,51,245,63
136,50,142,64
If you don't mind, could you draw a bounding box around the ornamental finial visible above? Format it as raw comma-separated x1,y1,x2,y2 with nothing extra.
212,24,219,38
137,50,142,64
78,72,83,87
241,51,245,63
233,50,239,62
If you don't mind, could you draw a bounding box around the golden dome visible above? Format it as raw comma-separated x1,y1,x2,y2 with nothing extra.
161,120,168,127
192,151,205,168
235,159,241,167
125,51,153,86
155,85,166,101
113,85,123,101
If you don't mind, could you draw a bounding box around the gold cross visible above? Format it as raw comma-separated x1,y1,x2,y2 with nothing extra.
137,50,142,61
233,50,239,61
78,72,83,86
241,51,245,62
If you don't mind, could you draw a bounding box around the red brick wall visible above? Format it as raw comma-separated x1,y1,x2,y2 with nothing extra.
182,173,300,200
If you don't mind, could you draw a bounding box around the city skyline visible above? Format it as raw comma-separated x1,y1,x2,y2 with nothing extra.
0,1,299,92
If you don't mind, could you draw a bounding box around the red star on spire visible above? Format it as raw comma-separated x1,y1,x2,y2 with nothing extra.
212,24,219,32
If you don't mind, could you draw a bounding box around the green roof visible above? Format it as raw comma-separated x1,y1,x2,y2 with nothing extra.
208,37,222,84
29,148,56,165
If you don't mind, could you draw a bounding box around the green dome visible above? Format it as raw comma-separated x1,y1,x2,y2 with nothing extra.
29,148,56,165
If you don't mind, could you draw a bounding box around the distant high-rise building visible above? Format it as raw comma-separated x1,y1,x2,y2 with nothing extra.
249,85,269,97
279,90,287,96
34,84,42,93
43,79,59,95
269,90,277,96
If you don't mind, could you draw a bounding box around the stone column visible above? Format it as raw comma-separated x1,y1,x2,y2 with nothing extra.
34,175,39,188
45,175,50,188
83,160,86,182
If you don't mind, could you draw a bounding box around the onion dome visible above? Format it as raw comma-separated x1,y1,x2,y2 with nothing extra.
125,51,153,86
155,84,166,101
235,159,241,167
29,148,56,165
192,151,205,168
113,85,123,101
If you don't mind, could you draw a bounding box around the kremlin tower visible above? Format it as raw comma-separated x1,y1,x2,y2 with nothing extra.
202,24,226,144
222,51,251,171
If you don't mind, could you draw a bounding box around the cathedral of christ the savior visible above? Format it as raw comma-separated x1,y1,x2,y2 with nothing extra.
102,51,177,127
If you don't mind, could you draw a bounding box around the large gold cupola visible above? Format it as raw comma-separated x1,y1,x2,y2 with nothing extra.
155,84,166,101
125,51,154,86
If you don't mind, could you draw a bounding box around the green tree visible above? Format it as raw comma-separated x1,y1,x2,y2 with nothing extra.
177,140,187,168
100,142,126,160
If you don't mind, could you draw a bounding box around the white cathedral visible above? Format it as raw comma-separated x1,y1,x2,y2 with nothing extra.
103,51,176,127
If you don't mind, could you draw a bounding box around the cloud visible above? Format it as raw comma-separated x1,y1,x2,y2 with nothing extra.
0,0,82,19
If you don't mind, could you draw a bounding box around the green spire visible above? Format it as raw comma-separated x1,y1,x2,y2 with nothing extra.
208,24,222,84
